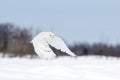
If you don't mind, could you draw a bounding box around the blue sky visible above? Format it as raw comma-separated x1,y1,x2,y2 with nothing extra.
0,0,120,44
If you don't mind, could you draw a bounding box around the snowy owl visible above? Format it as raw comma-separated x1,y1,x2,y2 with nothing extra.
31,32,76,60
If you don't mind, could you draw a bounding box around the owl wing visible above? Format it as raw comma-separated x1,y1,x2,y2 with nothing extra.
47,36,76,56
32,40,56,60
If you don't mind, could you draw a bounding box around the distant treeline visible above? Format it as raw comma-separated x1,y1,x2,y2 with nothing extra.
70,43,120,57
0,23,36,58
0,23,120,58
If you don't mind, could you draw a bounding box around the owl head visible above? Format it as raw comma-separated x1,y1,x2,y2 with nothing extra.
30,32,55,43
42,32,55,41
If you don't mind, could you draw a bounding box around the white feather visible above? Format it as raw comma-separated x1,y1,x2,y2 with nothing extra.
47,36,76,56
31,32,76,60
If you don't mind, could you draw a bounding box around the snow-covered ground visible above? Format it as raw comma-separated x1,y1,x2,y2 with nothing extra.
0,56,120,80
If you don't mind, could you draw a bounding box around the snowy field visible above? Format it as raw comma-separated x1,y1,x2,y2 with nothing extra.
0,56,120,80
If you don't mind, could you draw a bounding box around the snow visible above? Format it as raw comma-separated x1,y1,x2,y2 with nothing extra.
0,56,120,80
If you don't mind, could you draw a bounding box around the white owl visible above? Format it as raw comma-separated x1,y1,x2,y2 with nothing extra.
31,32,76,60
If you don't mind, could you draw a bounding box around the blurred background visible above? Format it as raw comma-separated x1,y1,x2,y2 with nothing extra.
0,0,120,58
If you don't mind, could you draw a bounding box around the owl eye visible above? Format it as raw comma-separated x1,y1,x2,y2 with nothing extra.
50,34,52,37
50,34,54,38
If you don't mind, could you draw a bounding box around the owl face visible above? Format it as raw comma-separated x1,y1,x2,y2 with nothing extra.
44,32,55,41
49,33,55,38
